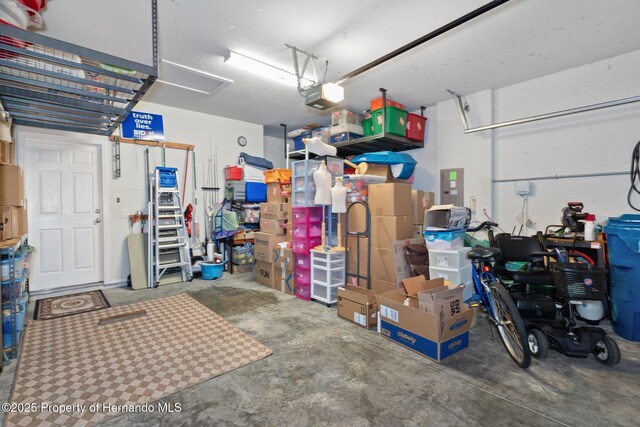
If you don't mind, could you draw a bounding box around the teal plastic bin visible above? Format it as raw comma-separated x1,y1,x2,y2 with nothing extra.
604,214,640,341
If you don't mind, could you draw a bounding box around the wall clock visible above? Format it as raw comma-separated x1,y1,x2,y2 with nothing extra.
237,136,247,147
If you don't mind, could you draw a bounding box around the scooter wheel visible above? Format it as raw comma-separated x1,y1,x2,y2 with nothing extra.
527,329,549,359
593,336,621,366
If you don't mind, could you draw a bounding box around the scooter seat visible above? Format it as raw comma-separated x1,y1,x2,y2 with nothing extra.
505,270,554,286
468,246,501,261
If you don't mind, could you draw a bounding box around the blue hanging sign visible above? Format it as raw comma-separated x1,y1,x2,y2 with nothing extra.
120,111,165,141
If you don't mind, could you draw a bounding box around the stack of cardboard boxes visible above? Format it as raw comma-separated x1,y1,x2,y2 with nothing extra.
0,133,27,243
254,180,294,293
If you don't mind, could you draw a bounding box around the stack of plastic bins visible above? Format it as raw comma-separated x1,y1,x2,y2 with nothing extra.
428,247,473,301
311,250,346,305
292,159,320,207
604,214,640,341
291,206,323,300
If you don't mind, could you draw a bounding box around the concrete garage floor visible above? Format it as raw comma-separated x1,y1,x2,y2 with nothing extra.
2,272,640,426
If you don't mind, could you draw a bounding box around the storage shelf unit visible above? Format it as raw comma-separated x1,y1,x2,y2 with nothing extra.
289,132,423,160
310,250,346,306
0,18,157,136
1,234,28,363
292,159,320,207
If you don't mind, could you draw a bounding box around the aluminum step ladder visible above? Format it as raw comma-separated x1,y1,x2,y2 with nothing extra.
149,167,193,287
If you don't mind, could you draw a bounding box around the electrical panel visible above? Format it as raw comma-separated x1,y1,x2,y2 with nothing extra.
440,168,464,206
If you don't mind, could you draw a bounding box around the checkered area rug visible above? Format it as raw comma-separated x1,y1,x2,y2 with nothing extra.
5,293,272,426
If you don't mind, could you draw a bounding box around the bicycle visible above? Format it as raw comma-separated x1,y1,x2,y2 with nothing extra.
466,221,532,369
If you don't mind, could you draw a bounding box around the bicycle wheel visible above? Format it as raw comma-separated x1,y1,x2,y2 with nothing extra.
488,281,531,369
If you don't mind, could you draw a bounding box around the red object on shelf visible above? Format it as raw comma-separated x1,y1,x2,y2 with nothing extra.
370,97,406,112
224,165,243,181
406,113,427,142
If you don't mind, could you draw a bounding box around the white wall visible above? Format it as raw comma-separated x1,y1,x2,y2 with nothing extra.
263,133,286,169
427,49,640,235
17,101,263,285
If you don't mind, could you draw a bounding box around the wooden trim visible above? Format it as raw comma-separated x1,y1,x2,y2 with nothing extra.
109,136,194,151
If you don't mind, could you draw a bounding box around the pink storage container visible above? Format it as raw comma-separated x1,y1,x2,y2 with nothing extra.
295,282,311,301
292,237,321,254
291,206,323,224
293,223,322,239
294,253,310,270
295,269,311,285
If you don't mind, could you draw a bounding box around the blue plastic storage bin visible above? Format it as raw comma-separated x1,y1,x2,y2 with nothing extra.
156,166,177,188
293,131,312,151
604,215,640,341
201,262,224,280
423,229,465,250
245,182,267,202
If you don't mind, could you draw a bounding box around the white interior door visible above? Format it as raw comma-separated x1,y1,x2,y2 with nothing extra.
24,139,104,292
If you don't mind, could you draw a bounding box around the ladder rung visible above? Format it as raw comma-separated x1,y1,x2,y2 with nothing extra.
156,236,181,243
158,188,180,192
158,214,181,219
158,205,181,210
158,261,190,268
158,224,182,230
158,243,186,249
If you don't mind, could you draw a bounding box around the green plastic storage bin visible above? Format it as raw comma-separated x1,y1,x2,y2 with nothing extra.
371,106,408,137
362,117,373,137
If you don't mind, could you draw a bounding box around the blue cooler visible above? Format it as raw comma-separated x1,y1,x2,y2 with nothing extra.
245,182,267,202
604,214,640,341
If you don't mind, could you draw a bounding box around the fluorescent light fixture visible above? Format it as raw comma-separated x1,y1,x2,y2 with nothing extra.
156,80,211,95
305,83,344,110
225,50,314,87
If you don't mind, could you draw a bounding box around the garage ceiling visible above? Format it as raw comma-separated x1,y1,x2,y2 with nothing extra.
35,0,640,133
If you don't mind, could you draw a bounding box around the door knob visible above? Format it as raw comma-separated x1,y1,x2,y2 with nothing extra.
95,217,102,223
95,208,101,213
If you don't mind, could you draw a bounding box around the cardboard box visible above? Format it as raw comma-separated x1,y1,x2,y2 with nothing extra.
340,202,368,233
253,232,286,262
267,182,291,204
370,247,397,283
232,230,255,244
260,218,285,235
366,164,394,181
371,215,414,249
377,278,476,362
0,164,24,206
371,278,398,294
337,285,378,328
417,286,466,333
274,246,293,270
0,142,13,164
0,205,22,240
255,260,276,287
424,204,470,230
368,183,412,217
412,190,435,225
260,202,288,220
274,267,294,294
17,204,27,236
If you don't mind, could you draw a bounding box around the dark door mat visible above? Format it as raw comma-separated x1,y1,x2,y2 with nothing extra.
34,290,111,320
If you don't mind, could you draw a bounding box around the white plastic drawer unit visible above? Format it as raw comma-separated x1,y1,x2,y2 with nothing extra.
310,250,346,305
428,264,473,286
427,247,472,269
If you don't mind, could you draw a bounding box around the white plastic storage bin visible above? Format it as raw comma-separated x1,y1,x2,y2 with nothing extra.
459,281,474,302
428,264,472,286
428,247,471,269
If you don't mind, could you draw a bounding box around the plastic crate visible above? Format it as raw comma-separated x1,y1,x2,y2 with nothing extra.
406,113,427,142
371,106,408,137
331,109,362,127
295,281,311,301
330,132,362,144
156,167,177,188
1,254,23,281
428,247,472,269
224,165,243,180
1,278,24,301
294,253,311,270
362,117,374,137
341,174,386,203
370,97,405,111
315,156,345,177
225,180,246,201
550,263,607,300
